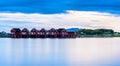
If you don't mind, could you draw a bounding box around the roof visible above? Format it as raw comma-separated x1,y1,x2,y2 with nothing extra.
12,28,21,32
57,28,66,33
22,28,29,31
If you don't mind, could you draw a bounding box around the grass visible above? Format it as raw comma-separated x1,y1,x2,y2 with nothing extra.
80,34,120,37
113,34,120,37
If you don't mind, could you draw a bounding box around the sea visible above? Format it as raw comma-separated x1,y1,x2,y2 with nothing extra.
0,38,120,66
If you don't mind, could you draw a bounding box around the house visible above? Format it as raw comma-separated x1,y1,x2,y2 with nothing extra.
57,28,68,38
48,28,58,38
38,28,47,38
21,28,29,38
30,28,38,38
67,29,77,38
10,28,21,38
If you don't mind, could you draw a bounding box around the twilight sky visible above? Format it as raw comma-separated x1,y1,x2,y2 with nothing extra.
0,0,120,32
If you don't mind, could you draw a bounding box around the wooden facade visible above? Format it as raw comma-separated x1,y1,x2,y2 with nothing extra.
30,28,38,38
21,28,29,38
57,28,68,38
67,32,76,38
10,28,21,38
38,28,46,38
48,28,58,38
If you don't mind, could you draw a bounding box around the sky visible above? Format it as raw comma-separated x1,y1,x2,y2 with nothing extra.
0,0,120,32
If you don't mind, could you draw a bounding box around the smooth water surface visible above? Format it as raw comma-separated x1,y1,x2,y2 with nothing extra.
0,38,120,66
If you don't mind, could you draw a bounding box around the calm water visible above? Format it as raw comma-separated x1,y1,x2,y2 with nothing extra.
0,38,120,66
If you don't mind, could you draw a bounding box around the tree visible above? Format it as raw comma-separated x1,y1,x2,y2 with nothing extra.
76,29,114,35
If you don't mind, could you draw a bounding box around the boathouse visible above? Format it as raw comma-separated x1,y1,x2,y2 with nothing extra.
57,28,68,38
21,28,29,38
30,28,38,38
67,30,76,38
38,28,46,38
48,28,58,38
10,28,21,38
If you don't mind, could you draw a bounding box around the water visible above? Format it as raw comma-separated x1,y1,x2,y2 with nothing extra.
0,38,120,66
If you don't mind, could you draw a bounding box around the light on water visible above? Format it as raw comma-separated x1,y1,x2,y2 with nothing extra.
0,38,120,66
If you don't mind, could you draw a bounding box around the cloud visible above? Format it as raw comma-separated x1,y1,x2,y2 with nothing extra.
0,0,120,14
0,10,120,32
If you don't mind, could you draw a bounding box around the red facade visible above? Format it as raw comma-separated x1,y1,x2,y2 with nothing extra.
10,28,21,38
67,32,76,37
38,28,46,38
21,28,29,38
30,28,38,38
48,28,58,38
57,28,68,38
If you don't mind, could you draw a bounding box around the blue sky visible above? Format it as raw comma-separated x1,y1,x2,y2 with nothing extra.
0,0,120,14
0,0,120,32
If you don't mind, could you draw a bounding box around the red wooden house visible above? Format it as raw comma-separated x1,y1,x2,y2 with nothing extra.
57,28,68,38
21,28,29,38
10,28,21,38
67,30,77,38
38,28,46,38
30,28,38,38
48,28,58,38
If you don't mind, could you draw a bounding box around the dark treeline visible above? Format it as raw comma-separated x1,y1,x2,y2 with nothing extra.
0,31,10,37
77,29,114,35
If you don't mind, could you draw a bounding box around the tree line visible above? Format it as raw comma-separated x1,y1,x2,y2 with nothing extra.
77,29,114,35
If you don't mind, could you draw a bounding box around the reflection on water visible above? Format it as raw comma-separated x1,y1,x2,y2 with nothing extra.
0,38,120,66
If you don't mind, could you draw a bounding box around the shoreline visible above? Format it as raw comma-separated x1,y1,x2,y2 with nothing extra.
0,36,120,38
1,34,120,38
